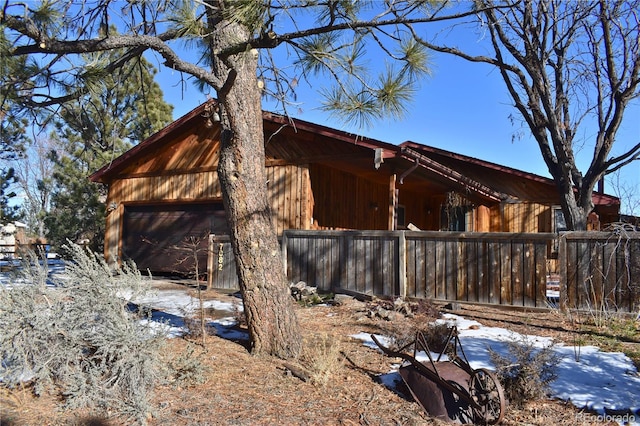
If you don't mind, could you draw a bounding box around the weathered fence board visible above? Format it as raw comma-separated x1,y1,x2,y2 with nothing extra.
207,235,238,290
206,229,639,312
559,231,640,312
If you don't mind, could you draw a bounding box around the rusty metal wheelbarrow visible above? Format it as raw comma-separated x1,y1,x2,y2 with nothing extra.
372,326,505,425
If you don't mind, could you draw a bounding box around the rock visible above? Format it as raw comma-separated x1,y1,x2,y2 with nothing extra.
443,302,460,311
301,286,317,297
333,294,356,306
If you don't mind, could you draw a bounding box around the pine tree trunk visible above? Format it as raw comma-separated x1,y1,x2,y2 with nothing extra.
209,9,302,359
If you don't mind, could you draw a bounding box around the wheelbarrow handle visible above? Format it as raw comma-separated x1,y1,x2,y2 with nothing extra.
370,334,442,379
370,335,413,361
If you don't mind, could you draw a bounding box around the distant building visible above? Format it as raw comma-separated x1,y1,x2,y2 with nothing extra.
0,221,27,259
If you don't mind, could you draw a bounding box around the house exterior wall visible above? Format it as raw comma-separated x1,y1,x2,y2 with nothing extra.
390,199,553,233
103,163,313,264
309,164,390,230
501,202,553,233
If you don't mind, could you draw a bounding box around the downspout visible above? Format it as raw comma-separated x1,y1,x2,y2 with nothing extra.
399,158,420,184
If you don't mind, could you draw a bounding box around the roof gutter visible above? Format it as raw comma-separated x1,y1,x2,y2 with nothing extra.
400,146,508,202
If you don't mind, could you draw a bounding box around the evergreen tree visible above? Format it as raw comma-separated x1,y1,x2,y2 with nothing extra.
0,167,21,223
44,52,173,252
0,31,30,223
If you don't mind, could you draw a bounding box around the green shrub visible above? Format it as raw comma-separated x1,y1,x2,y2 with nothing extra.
167,344,210,386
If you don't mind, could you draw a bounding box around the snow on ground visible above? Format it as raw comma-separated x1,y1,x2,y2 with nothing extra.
131,288,247,341
353,313,640,426
2,264,639,424
136,288,640,424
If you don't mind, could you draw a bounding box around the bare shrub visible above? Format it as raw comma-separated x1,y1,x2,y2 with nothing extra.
583,223,640,325
412,298,440,320
179,304,217,343
299,333,344,387
489,337,562,408
383,321,452,355
0,242,166,424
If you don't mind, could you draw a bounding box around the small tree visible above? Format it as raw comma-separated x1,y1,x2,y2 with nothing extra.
42,49,173,251
11,136,59,239
171,233,211,347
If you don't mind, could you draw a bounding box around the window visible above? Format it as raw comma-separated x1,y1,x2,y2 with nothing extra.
553,206,567,233
550,206,567,257
441,205,468,231
397,205,406,228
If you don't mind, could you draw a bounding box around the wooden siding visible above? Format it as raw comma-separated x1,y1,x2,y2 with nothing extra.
396,192,443,231
104,164,312,262
266,164,312,234
109,171,223,203
117,125,221,176
500,202,552,233
389,197,552,234
309,164,389,230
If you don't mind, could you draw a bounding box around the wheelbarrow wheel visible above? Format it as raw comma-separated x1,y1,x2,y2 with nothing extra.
469,368,505,425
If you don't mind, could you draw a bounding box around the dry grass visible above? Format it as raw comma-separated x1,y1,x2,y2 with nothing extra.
0,287,622,426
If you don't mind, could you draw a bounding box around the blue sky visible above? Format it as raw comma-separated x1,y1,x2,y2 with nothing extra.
151,21,639,212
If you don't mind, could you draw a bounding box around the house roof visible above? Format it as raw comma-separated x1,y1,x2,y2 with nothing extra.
399,141,619,206
90,100,620,208
90,100,400,184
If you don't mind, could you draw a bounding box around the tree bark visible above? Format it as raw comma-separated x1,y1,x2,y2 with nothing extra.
208,5,302,359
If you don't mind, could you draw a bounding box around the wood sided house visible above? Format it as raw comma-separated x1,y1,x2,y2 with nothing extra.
90,100,620,276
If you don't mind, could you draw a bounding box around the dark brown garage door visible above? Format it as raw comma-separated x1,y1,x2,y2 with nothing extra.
122,203,228,275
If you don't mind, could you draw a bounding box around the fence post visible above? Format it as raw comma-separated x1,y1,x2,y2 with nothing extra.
399,231,407,299
558,234,569,313
207,234,214,289
281,231,289,280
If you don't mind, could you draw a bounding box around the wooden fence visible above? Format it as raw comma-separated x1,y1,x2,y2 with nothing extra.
559,231,640,313
207,229,640,312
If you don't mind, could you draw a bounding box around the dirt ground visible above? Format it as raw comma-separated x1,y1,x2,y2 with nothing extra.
2,281,637,426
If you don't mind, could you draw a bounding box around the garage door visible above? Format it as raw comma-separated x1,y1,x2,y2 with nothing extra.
122,203,228,275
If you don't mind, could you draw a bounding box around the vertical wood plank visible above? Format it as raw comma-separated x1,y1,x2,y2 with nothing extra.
456,240,467,301
435,239,446,299
415,238,426,298
207,234,214,289
388,174,397,231
590,240,604,311
575,238,589,309
396,233,404,298
425,239,436,299
500,241,512,304
408,236,417,298
477,240,488,303
381,236,390,296
466,240,478,302
512,242,524,306
534,241,547,307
